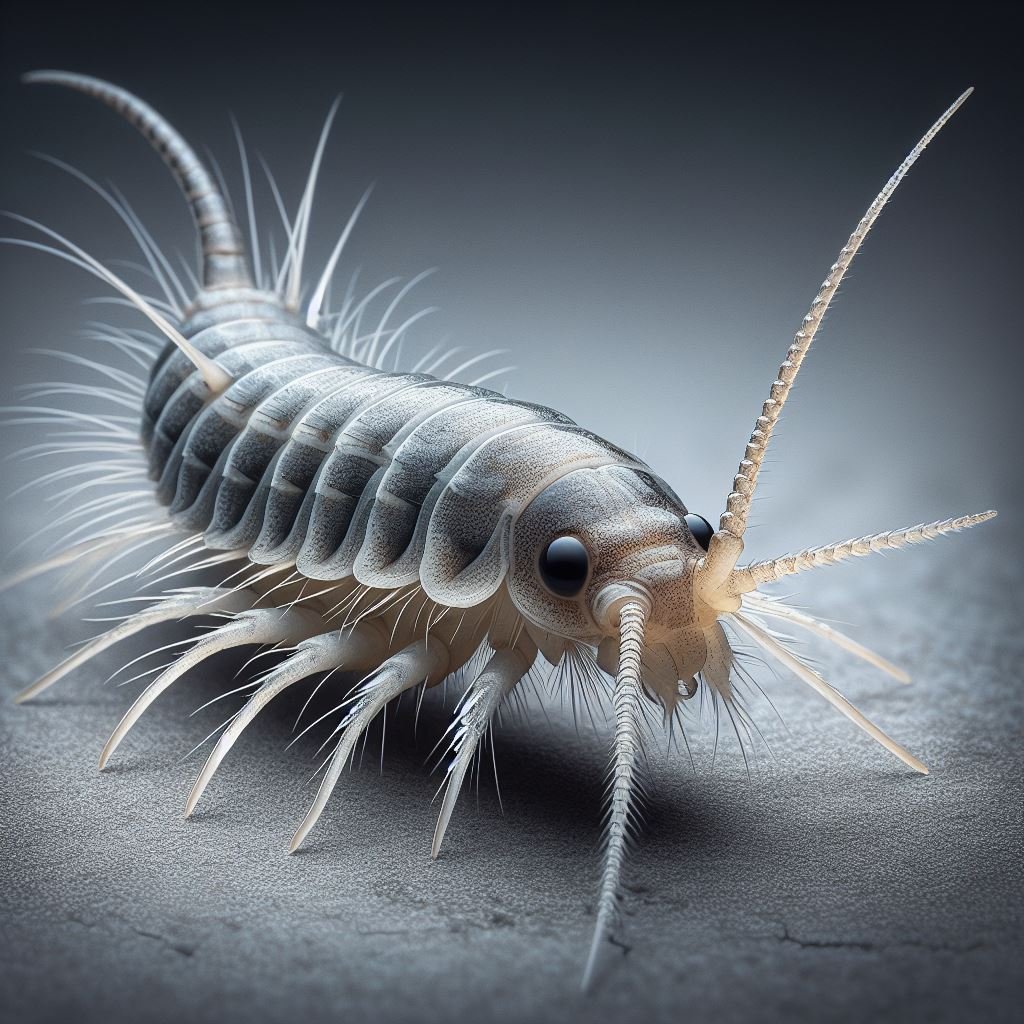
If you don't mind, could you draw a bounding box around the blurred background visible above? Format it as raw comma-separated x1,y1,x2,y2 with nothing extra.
0,3,1020,1023
1,2,1019,549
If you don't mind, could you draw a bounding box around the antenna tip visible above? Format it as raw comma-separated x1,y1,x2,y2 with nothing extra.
952,86,975,109
21,70,62,86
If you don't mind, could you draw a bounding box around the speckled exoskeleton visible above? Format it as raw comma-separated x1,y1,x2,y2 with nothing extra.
3,72,995,987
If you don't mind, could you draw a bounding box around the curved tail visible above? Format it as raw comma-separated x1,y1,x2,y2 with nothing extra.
24,70,254,292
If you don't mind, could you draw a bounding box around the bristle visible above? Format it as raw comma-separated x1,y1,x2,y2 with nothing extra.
729,612,927,774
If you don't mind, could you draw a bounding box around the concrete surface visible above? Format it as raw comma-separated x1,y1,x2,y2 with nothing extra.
1,521,1021,1024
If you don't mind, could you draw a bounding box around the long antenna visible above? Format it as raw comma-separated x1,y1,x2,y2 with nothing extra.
699,89,974,596
583,599,649,989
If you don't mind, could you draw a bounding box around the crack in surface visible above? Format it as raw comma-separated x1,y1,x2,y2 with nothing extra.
776,925,988,955
130,927,197,958
61,912,197,958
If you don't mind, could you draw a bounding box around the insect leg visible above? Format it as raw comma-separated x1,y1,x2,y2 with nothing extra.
430,642,534,859
99,607,320,769
741,593,909,682
288,635,448,853
15,586,255,703
729,612,927,774
184,621,389,816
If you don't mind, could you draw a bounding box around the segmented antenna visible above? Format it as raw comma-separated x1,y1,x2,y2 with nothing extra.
24,71,254,291
700,89,974,593
584,599,649,989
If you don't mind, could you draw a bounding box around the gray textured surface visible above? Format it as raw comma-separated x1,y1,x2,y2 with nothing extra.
1,525,1021,1024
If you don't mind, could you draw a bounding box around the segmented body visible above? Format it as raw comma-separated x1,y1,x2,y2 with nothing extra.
149,292,678,603
6,72,995,989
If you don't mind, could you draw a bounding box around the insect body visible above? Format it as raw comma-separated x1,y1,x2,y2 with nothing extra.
5,72,995,987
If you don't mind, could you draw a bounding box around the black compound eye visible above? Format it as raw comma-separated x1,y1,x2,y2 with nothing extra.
684,513,714,551
538,536,590,597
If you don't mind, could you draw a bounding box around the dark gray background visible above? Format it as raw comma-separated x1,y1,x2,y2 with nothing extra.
1,3,1021,1023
